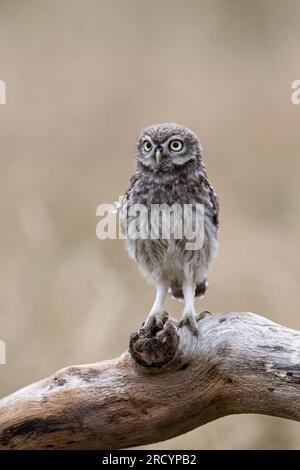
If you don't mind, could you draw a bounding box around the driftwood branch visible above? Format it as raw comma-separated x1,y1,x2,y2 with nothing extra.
0,311,300,449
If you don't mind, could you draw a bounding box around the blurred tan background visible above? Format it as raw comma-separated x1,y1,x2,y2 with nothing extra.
1,0,300,449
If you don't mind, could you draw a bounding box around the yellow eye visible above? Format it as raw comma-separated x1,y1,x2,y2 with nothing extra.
143,140,152,153
169,139,183,152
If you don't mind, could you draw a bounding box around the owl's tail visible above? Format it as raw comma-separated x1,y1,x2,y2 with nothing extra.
169,279,208,300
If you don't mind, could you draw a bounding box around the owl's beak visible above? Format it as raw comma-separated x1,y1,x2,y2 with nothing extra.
155,146,163,164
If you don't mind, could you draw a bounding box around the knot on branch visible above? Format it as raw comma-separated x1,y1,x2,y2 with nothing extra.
129,315,179,368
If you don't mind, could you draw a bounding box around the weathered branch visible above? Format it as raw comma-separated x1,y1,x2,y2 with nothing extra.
0,311,300,450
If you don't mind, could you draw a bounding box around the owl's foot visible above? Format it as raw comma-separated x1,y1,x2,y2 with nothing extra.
141,311,169,337
179,311,199,336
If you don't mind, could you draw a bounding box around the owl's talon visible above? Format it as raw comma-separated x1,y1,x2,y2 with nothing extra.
141,311,169,337
179,312,199,336
196,310,211,321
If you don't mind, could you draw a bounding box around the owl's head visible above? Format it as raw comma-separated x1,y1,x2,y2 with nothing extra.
136,123,203,173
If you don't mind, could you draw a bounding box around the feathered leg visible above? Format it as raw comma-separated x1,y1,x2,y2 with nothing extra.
143,280,169,332
179,279,198,336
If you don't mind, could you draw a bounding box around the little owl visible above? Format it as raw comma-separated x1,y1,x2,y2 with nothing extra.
121,123,219,335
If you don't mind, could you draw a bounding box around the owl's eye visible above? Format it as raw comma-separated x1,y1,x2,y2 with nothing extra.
169,139,183,152
143,140,152,153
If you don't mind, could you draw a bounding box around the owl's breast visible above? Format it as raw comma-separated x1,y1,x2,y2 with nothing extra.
131,176,203,206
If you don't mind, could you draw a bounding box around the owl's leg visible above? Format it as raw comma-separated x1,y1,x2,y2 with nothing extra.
179,279,198,336
142,280,169,332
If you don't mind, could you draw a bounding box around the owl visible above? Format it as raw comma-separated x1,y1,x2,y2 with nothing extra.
121,123,219,335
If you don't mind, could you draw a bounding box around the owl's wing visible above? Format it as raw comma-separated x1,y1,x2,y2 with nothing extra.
120,174,139,234
200,173,219,228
